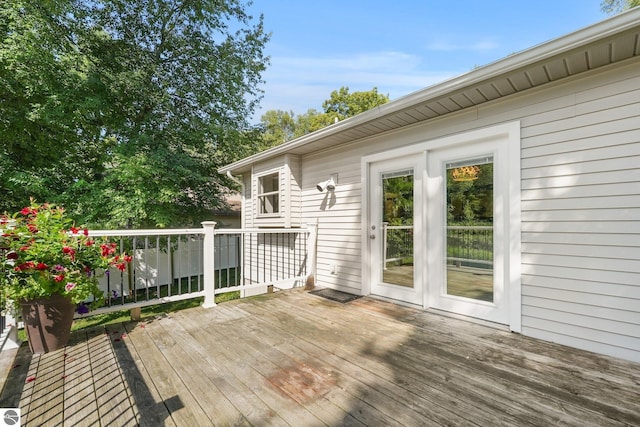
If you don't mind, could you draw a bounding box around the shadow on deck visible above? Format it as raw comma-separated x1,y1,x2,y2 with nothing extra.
1,288,639,426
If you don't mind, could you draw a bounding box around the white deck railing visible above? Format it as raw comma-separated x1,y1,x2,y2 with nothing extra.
0,223,317,347
86,223,316,315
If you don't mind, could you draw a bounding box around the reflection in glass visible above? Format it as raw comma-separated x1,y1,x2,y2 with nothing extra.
445,157,494,301
382,170,414,287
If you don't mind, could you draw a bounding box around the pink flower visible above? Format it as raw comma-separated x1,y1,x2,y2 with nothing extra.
65,282,76,292
70,227,79,234
54,274,65,282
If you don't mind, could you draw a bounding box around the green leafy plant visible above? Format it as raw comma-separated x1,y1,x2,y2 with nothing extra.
0,200,131,312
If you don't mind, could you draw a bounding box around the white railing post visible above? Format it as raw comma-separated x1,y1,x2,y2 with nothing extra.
201,221,217,308
305,220,318,290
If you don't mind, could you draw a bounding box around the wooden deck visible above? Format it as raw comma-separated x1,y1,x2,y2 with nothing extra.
1,288,639,426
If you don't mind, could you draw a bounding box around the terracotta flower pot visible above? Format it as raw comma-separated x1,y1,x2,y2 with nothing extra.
20,293,75,354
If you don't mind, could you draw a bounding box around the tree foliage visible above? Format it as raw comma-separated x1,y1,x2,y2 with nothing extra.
258,87,389,150
1,0,269,228
446,163,493,226
322,86,390,120
601,0,640,13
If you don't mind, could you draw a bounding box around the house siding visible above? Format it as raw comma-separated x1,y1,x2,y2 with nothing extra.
518,61,640,361
293,58,639,361
301,151,364,294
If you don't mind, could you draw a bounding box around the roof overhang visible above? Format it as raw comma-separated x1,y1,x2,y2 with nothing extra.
220,8,640,175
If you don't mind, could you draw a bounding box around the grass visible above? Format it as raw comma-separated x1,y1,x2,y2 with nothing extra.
16,291,241,341
104,271,241,308
71,291,240,331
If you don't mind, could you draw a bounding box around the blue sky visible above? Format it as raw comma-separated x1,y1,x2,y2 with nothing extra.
246,1,609,122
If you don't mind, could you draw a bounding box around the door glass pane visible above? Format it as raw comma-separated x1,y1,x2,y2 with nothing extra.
445,157,493,301
382,169,414,287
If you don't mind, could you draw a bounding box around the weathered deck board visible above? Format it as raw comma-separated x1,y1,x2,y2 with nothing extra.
62,329,100,426
136,315,249,425
0,288,638,426
90,327,138,426
121,319,209,426
178,307,327,427
192,307,401,426
237,296,472,426
112,324,172,427
24,348,66,426
257,295,537,426
157,312,291,427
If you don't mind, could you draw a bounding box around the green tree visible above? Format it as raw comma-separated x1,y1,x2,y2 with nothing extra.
322,86,389,121
0,0,269,228
258,110,297,150
601,0,640,13
258,87,389,149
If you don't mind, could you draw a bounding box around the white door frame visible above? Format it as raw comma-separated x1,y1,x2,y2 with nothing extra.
362,148,427,303
361,121,521,332
367,153,425,305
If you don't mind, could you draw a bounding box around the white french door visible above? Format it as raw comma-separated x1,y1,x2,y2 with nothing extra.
427,141,509,324
363,122,520,328
368,154,423,305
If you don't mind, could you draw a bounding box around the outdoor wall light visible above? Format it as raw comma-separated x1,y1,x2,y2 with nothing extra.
316,177,336,192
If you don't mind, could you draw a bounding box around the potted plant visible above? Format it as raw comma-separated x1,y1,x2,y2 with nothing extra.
0,200,131,353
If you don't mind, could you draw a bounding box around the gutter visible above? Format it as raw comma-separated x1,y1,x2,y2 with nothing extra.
226,171,245,228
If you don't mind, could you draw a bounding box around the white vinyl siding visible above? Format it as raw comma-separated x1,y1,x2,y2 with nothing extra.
297,58,640,362
518,62,640,362
301,151,363,294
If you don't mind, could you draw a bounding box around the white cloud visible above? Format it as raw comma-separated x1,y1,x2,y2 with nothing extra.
252,50,460,122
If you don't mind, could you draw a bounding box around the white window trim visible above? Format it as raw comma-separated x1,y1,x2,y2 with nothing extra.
256,169,282,218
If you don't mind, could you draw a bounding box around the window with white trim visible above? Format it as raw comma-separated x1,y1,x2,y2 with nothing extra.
257,172,280,215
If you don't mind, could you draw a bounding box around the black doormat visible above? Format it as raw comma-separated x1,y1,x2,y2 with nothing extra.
309,288,362,303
